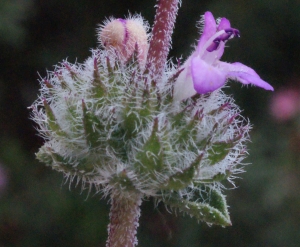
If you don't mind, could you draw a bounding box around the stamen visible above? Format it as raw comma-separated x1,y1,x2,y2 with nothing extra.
223,28,240,39
199,28,240,54
198,30,225,56
206,39,221,52
229,28,240,37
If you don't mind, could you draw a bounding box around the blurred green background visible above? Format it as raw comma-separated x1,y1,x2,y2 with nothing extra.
1,0,300,246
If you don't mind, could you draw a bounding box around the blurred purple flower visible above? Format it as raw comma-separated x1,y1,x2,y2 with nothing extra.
270,88,300,121
174,11,274,100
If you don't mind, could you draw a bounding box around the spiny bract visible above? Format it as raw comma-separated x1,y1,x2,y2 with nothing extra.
30,16,249,227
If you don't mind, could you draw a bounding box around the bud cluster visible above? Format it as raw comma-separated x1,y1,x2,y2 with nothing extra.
31,15,250,227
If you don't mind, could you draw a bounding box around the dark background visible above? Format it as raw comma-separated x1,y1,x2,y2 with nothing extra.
1,0,300,246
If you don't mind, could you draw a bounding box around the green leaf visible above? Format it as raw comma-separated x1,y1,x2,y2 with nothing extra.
134,118,164,175
43,99,66,137
197,170,232,183
92,57,106,98
36,146,94,173
207,103,230,116
121,88,153,140
173,110,202,146
106,56,113,76
207,141,234,165
160,154,203,190
122,107,139,140
82,100,103,149
162,188,231,226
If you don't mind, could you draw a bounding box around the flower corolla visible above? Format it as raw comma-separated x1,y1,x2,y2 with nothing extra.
174,11,274,101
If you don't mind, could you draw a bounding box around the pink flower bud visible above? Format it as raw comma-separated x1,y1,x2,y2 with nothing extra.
98,17,149,68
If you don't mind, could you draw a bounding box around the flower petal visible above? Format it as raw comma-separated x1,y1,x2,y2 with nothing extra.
217,18,231,31
229,72,274,91
173,58,197,101
191,56,226,94
221,62,274,91
197,12,217,50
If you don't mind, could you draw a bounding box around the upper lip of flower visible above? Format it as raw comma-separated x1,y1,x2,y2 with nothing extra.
174,11,274,100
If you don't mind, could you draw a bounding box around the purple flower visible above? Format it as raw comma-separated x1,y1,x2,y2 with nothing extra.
174,11,274,101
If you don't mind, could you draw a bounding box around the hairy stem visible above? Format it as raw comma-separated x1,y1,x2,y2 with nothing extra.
106,192,142,247
147,0,180,79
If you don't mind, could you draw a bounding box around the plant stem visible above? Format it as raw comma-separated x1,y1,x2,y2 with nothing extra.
147,0,180,80
106,192,142,247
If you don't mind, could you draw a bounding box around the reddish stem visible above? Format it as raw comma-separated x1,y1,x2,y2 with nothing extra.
147,0,180,80
106,193,142,247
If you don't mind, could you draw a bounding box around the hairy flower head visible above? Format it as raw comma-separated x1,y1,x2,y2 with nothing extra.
30,11,272,227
